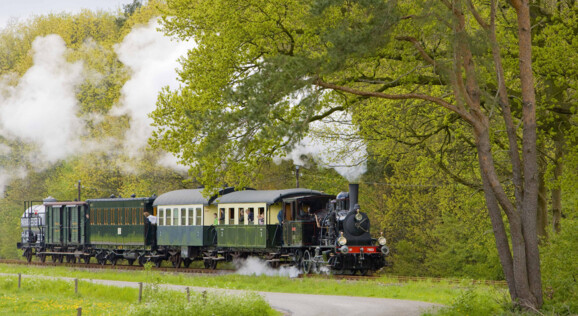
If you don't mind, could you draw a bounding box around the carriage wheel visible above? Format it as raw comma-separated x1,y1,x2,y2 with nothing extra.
24,249,33,263
171,254,182,268
138,254,147,267
52,255,58,263
154,258,162,268
96,253,106,266
302,250,312,274
183,258,192,268
210,259,218,270
127,259,135,266
39,254,46,263
83,255,91,264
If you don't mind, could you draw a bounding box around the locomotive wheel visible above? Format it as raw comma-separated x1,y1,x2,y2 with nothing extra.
302,250,312,274
312,260,321,274
183,258,192,268
293,250,303,269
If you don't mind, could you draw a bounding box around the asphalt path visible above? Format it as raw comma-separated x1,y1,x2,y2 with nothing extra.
2,273,442,315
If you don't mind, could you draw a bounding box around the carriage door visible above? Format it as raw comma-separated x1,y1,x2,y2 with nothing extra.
51,206,62,245
69,205,80,245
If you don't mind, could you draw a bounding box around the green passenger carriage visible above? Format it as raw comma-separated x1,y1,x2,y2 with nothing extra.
153,189,226,267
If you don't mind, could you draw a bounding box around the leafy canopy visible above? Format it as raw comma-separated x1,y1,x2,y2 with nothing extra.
152,0,400,189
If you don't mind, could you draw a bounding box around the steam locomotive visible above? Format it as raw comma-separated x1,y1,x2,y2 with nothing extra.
18,184,388,275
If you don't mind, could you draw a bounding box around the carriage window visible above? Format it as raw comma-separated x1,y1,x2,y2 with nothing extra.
258,207,265,225
238,208,245,225
247,208,255,225
173,208,179,226
90,209,94,225
158,208,164,226
196,207,202,226
166,208,171,225
228,208,234,224
181,208,186,226
188,208,194,225
219,208,225,224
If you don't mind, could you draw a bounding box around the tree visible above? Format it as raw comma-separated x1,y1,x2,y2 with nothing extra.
153,0,551,309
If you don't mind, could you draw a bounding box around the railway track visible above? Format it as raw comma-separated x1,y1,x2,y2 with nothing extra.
0,259,508,286
0,259,234,275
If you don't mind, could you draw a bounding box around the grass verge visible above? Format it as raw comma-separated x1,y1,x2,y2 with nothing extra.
0,274,277,316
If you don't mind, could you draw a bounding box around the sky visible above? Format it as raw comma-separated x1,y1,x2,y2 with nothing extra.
0,0,133,30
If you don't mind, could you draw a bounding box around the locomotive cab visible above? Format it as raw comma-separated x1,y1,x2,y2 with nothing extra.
281,195,333,247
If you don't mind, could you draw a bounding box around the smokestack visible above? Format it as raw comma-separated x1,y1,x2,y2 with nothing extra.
348,183,359,212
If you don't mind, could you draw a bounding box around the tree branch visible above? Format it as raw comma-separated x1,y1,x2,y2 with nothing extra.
315,79,476,124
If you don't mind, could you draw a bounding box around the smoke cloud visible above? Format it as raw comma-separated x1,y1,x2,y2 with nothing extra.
0,34,84,163
278,111,367,182
112,19,196,160
235,257,301,278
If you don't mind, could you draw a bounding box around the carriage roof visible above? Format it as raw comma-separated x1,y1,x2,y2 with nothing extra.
152,187,241,206
215,188,326,205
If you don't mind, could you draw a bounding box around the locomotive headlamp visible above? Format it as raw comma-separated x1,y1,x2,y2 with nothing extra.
340,245,349,254
378,236,387,246
338,232,347,246
355,210,363,222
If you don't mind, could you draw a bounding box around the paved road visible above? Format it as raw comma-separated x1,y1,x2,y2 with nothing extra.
2,273,441,315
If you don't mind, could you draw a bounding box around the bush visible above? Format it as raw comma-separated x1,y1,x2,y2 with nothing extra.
541,218,578,314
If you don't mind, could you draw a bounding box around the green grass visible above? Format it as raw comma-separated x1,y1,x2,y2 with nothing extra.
0,264,508,309
0,275,277,316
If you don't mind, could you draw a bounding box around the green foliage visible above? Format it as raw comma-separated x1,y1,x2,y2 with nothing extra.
541,218,578,314
131,288,275,316
427,287,502,316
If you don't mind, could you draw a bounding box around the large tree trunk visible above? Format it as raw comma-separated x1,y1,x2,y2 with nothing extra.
474,128,516,300
513,0,543,309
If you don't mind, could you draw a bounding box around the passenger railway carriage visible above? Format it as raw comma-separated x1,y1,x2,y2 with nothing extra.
18,184,388,275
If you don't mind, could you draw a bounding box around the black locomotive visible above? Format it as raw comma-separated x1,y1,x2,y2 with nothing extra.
18,184,388,275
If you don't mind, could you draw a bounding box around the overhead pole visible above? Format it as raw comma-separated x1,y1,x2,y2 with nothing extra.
295,165,300,188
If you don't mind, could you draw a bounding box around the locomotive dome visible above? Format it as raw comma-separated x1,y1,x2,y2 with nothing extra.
21,204,46,218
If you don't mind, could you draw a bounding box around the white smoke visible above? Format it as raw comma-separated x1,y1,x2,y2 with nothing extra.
112,19,196,159
278,111,367,182
235,257,301,278
0,34,84,163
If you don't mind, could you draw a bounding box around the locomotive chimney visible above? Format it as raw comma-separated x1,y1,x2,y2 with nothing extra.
348,183,359,212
